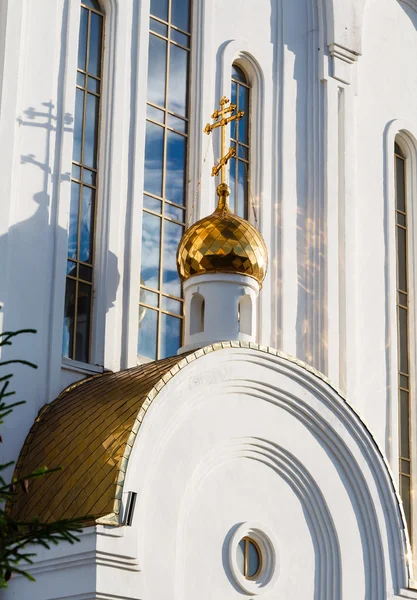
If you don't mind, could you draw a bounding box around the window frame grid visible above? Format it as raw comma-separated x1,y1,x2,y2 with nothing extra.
64,0,104,363
395,143,412,541
230,68,250,220
138,0,192,361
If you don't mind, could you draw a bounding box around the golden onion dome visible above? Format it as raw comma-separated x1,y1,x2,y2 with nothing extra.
177,183,268,287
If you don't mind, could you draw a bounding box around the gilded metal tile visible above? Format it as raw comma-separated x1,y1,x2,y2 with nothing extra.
8,353,186,525
177,186,268,287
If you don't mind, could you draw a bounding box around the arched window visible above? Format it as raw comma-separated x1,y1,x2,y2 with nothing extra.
138,0,191,360
395,140,412,537
238,294,252,336
230,64,250,219
63,0,104,363
190,293,205,335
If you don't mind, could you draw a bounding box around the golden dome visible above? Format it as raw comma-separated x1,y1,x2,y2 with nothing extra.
177,184,268,287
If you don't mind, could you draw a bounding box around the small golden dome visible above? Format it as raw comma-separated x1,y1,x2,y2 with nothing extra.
177,184,268,287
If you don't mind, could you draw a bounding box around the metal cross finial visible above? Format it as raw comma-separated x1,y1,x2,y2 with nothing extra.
204,95,244,184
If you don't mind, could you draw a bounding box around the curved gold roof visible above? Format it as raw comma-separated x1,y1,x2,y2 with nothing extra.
9,354,185,526
177,184,268,287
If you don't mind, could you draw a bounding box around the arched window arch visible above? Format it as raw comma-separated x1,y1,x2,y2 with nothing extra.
138,0,192,360
63,0,104,363
395,139,412,537
230,64,250,219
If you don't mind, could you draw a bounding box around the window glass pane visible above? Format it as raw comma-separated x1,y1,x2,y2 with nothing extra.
400,390,410,459
230,83,237,140
147,104,165,124
165,202,185,221
397,226,407,292
73,88,84,163
247,541,260,578
140,287,159,307
237,160,247,219
161,296,182,315
72,164,81,180
238,145,248,160
229,157,236,211
400,374,409,390
62,278,76,358
148,35,167,108
144,121,164,197
88,12,103,77
236,540,245,574
160,313,182,358
67,260,77,277
168,44,188,116
232,65,248,84
75,283,92,362
171,29,189,47
83,0,101,9
400,474,411,533
167,113,187,133
398,306,409,374
77,72,86,87
398,291,407,307
171,0,190,32
401,459,411,475
68,182,80,259
82,168,96,187
150,0,168,21
138,307,158,359
78,8,89,70
80,186,95,263
166,130,186,205
239,87,249,144
396,157,405,212
79,264,93,282
144,195,162,213
141,211,161,289
84,93,99,168
162,220,183,297
87,77,100,94
150,17,168,36
397,212,406,227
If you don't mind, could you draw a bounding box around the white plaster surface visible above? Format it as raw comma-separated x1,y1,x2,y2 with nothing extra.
2,0,417,595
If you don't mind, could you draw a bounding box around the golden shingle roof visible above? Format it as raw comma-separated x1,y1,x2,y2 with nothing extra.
177,184,268,287
9,354,186,526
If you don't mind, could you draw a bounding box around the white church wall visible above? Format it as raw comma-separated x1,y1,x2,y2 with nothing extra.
120,347,410,599
3,0,417,584
353,0,417,476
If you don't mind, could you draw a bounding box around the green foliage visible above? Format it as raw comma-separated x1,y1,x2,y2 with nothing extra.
0,330,84,588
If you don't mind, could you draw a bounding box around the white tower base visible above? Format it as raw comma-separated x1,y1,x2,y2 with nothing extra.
178,273,260,354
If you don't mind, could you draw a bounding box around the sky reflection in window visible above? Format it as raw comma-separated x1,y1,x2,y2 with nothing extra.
139,0,190,359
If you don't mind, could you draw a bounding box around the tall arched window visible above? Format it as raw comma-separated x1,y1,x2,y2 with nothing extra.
230,64,250,219
395,141,412,537
138,0,191,360
63,0,104,363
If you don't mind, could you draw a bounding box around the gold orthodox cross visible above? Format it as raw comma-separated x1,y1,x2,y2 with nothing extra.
204,96,244,184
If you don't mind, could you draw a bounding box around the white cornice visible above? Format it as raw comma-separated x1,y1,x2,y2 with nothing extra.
328,42,361,65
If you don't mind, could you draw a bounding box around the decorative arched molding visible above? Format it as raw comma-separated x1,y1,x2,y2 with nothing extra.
175,437,341,599
218,41,265,230
122,343,410,596
385,120,417,575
